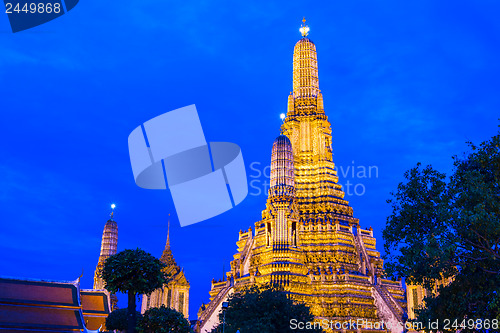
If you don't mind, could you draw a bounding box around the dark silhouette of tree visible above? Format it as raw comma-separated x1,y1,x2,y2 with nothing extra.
383,129,500,332
213,284,322,333
138,305,191,333
105,308,141,332
102,248,169,333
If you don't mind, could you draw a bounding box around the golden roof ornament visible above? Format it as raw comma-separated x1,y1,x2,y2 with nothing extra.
160,213,176,266
299,17,310,37
166,213,171,249
110,203,116,219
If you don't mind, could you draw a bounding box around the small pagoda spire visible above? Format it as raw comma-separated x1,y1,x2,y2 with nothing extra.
99,204,118,259
93,204,118,290
269,135,295,191
166,214,171,250
299,17,310,37
161,214,176,266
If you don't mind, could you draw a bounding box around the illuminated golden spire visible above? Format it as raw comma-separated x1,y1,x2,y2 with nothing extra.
299,17,310,37
110,203,116,219
293,20,319,99
284,20,354,221
198,23,405,333
93,206,118,290
99,205,118,259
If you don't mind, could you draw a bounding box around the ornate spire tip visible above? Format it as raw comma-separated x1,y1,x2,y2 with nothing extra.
110,203,116,219
166,213,171,248
300,17,310,37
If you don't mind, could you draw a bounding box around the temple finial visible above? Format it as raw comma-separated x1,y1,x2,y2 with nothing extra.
110,203,116,219
300,17,310,37
166,213,171,249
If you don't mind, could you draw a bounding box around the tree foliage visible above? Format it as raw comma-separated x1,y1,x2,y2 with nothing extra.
137,305,191,333
213,284,322,333
383,130,500,332
102,248,169,295
102,248,170,333
105,308,142,331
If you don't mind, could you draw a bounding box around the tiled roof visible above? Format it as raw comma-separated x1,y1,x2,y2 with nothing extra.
0,277,109,332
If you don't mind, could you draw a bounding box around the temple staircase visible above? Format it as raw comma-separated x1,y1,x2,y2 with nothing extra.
372,284,406,333
197,284,233,333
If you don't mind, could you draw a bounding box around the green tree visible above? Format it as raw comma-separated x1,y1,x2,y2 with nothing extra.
102,249,169,333
105,308,142,332
213,284,322,333
137,305,191,333
383,130,500,332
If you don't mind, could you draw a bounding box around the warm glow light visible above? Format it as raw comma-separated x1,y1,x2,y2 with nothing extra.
299,26,310,37
111,203,116,210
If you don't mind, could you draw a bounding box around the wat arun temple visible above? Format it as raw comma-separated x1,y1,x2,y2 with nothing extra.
196,20,408,333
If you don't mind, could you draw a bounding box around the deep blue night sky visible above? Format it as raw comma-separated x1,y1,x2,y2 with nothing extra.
1,0,499,319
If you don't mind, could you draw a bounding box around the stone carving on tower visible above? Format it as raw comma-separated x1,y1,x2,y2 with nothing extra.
141,220,190,319
196,19,408,333
93,205,118,310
